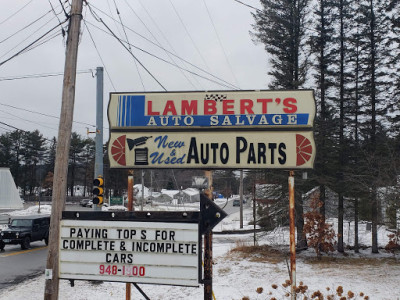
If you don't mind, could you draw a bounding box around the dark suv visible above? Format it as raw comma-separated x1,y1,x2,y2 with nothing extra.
0,215,50,250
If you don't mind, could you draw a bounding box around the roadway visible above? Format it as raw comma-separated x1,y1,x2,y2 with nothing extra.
0,200,246,291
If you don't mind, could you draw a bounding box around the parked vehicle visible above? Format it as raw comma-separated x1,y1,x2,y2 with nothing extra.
233,199,240,206
0,215,50,250
80,199,91,207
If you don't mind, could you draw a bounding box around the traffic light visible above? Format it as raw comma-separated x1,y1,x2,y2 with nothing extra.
93,176,104,205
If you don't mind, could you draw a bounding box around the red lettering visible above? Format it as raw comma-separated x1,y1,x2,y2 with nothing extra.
182,100,198,115
257,99,273,113
147,101,160,115
222,99,235,114
204,100,217,115
163,100,177,115
283,98,297,113
240,99,254,114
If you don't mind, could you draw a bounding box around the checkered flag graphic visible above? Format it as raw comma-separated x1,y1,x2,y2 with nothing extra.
204,94,227,102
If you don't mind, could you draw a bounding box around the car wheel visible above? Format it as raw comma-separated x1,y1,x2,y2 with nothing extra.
45,236,49,245
21,237,30,250
0,240,5,251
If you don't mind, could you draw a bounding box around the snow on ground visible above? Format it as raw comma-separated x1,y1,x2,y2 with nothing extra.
1,202,400,299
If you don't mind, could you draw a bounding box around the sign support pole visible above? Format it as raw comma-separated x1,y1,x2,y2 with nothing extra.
126,170,134,299
289,171,296,300
203,170,213,300
44,1,83,299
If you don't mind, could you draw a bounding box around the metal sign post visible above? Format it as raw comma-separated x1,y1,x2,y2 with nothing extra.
288,171,296,299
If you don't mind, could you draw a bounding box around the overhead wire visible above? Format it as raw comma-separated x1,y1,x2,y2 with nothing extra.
111,0,145,90
86,4,240,90
202,0,241,88
168,0,212,73
48,0,67,38
0,17,69,67
85,21,238,90
0,100,96,128
0,0,34,26
232,0,262,12
83,20,117,91
0,69,92,81
0,9,54,44
86,2,167,91
125,0,198,90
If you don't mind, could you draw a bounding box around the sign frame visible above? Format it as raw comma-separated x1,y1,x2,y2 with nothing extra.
108,89,316,131
59,196,226,287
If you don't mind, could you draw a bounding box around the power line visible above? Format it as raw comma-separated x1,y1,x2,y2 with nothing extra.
87,3,167,91
86,4,240,90
0,9,54,44
0,18,69,67
0,102,96,127
124,0,198,90
168,0,212,73
85,21,238,90
0,70,92,81
232,0,262,12
0,0,34,26
202,0,241,88
111,0,145,90
83,20,117,91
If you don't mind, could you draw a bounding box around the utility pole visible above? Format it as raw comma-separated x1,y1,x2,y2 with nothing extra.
44,1,83,299
93,66,103,211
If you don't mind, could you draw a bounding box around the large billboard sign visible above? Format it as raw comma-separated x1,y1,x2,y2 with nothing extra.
108,90,315,130
108,131,315,169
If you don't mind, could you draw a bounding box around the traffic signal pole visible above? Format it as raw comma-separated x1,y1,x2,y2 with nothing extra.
94,66,103,179
44,0,83,299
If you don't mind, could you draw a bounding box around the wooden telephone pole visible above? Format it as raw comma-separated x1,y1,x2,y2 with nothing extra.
44,0,83,299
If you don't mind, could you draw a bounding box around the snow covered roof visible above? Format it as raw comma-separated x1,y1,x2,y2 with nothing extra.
183,188,199,196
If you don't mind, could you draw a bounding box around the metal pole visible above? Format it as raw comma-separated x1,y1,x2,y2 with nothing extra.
239,170,243,229
289,171,296,300
253,182,256,246
126,170,134,299
204,170,213,300
44,1,83,299
94,66,103,179
141,170,144,211
93,67,103,211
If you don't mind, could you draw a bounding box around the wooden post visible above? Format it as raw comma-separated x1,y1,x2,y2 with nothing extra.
204,170,213,300
126,170,134,299
44,1,83,299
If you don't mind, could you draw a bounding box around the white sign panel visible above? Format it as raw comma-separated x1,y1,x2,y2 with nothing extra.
59,220,199,286
108,90,315,130
108,131,315,169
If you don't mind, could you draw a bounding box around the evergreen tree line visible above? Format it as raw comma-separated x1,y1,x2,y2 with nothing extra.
252,0,400,252
0,130,95,198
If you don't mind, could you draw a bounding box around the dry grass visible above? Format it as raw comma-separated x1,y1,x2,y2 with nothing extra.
228,241,286,263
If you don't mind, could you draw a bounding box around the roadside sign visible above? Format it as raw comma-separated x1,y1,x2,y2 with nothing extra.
108,90,315,130
59,196,226,287
110,196,124,206
108,131,315,169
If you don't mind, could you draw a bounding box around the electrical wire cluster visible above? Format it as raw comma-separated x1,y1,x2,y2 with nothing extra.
0,0,260,137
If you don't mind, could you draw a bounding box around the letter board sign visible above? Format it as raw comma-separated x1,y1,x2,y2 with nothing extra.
59,217,200,286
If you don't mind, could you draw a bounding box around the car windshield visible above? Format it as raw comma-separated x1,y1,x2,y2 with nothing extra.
10,219,33,227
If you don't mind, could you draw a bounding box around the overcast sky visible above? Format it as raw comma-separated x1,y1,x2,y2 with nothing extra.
0,0,268,142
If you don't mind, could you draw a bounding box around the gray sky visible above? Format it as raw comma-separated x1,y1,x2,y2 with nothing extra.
0,0,269,142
